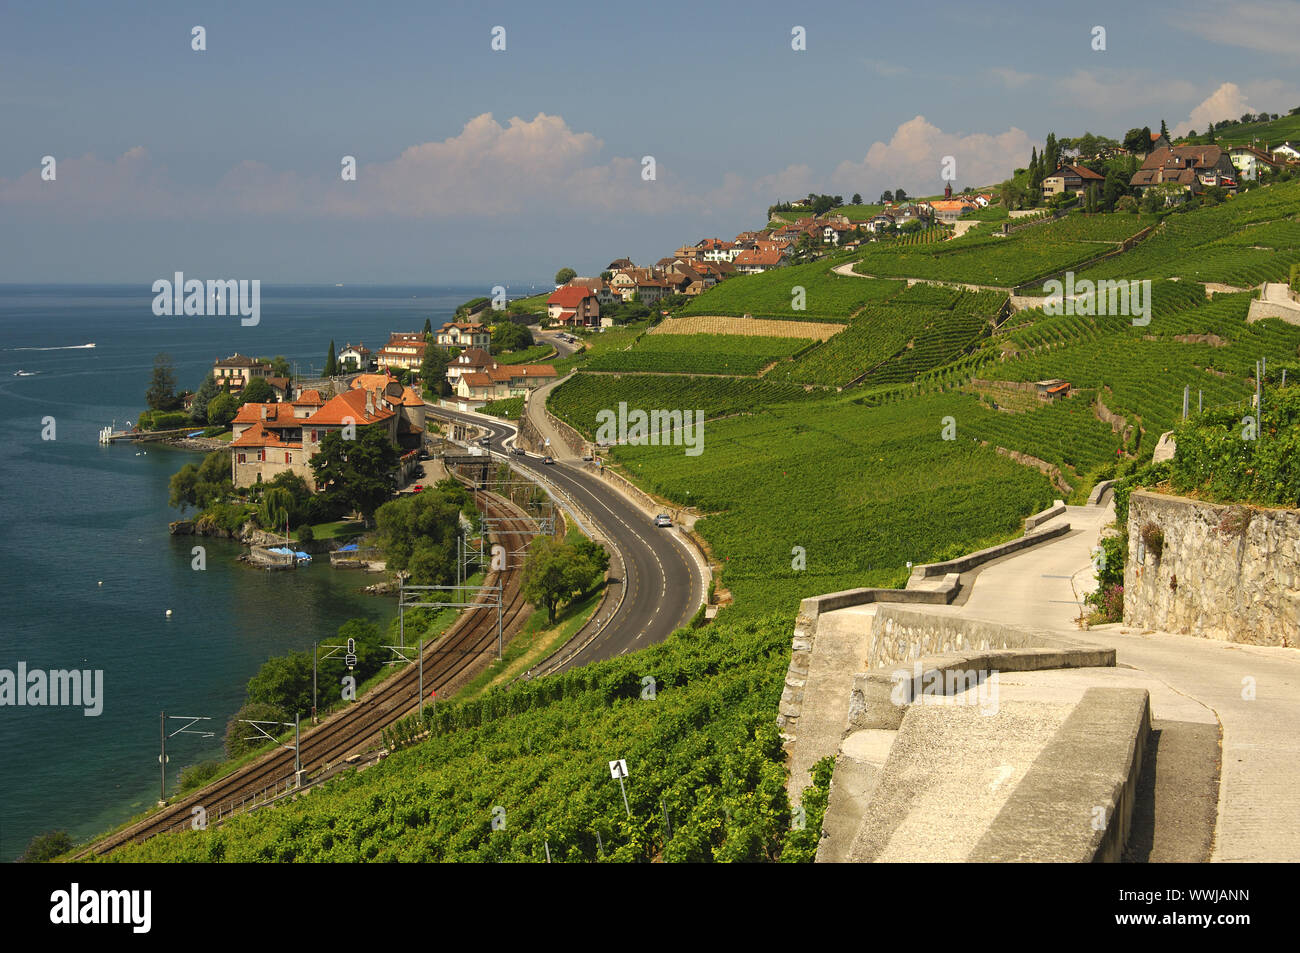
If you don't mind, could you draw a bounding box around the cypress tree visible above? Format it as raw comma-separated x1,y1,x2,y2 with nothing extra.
324,339,337,377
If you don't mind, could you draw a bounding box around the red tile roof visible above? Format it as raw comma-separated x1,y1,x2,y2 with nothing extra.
547,286,596,308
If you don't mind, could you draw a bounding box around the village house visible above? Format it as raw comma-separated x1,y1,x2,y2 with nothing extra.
567,277,618,306
1130,145,1237,195
443,347,495,389
928,199,978,222
1041,163,1106,198
634,277,670,304
229,376,425,490
1229,144,1282,181
265,376,292,402
375,332,428,371
212,353,273,392
546,285,601,327
1272,142,1300,164
455,363,558,402
733,248,789,274
337,342,373,372
435,322,491,351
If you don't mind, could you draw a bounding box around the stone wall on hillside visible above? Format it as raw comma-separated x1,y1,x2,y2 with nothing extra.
1124,490,1299,646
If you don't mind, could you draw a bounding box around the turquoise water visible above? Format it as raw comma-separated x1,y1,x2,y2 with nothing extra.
0,283,527,859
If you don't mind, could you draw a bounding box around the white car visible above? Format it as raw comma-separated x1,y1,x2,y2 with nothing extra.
654,514,672,527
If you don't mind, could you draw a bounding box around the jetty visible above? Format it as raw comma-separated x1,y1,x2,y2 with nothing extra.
99,426,199,445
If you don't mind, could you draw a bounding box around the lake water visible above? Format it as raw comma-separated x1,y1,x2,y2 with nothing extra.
0,283,531,859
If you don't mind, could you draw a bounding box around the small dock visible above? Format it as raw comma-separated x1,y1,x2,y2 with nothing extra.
99,426,200,445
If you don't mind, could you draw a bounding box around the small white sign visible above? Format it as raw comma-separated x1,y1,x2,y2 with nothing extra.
609,759,628,779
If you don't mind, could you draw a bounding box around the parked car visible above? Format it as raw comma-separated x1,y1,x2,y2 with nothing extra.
582,453,593,461
478,436,492,446
412,485,424,493
654,514,672,527
510,446,526,456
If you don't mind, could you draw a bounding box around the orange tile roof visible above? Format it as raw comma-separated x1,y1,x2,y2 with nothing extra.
351,373,396,393
293,389,326,405
230,421,303,449
232,402,292,425
307,388,395,426
398,385,425,407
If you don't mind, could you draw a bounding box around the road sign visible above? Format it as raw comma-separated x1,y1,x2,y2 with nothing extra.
609,759,628,779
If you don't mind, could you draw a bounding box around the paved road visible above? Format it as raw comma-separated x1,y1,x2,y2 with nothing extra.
425,403,707,670
909,504,1300,862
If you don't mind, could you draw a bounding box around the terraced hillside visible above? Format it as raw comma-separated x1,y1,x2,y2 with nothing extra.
117,176,1300,864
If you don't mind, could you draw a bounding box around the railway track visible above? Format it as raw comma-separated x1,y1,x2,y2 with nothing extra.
76,491,536,858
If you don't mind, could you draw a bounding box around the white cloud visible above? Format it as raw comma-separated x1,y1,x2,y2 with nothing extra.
831,116,1034,195
990,67,1034,89
1,113,701,221
1057,69,1197,110
1171,83,1255,138
1179,1,1300,55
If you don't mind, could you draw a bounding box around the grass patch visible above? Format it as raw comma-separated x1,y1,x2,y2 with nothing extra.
452,585,605,702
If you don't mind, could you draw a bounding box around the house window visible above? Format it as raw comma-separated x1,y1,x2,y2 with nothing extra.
285,452,292,464
259,449,266,462
237,453,246,463
312,429,319,442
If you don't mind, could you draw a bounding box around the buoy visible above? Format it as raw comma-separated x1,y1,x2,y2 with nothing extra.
165,609,173,617
98,581,103,586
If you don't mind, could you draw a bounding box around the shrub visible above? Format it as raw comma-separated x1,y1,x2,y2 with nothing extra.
139,409,190,431
296,524,315,545
1140,521,1165,563
19,830,73,863
1086,583,1124,624
179,759,224,792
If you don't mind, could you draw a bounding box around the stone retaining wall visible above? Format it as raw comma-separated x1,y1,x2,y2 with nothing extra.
1125,490,1299,646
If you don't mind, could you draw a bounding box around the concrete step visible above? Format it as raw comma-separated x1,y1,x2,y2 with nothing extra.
840,685,1150,862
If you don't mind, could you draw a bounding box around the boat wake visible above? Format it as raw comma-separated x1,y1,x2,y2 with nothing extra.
9,343,96,351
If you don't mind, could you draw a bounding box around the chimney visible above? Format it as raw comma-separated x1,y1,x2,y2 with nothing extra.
261,405,268,421
365,391,374,416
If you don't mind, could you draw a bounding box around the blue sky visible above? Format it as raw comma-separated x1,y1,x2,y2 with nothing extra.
2,0,1298,285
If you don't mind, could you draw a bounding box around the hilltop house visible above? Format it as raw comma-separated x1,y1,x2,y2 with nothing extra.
1130,145,1237,196
733,248,789,274
547,286,601,327
213,354,273,392
1272,142,1300,163
1041,163,1105,198
1229,145,1282,181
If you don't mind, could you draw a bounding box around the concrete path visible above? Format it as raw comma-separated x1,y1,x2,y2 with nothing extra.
830,260,1012,294
822,501,1300,862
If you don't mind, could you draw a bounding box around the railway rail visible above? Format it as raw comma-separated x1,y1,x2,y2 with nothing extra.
75,491,536,858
